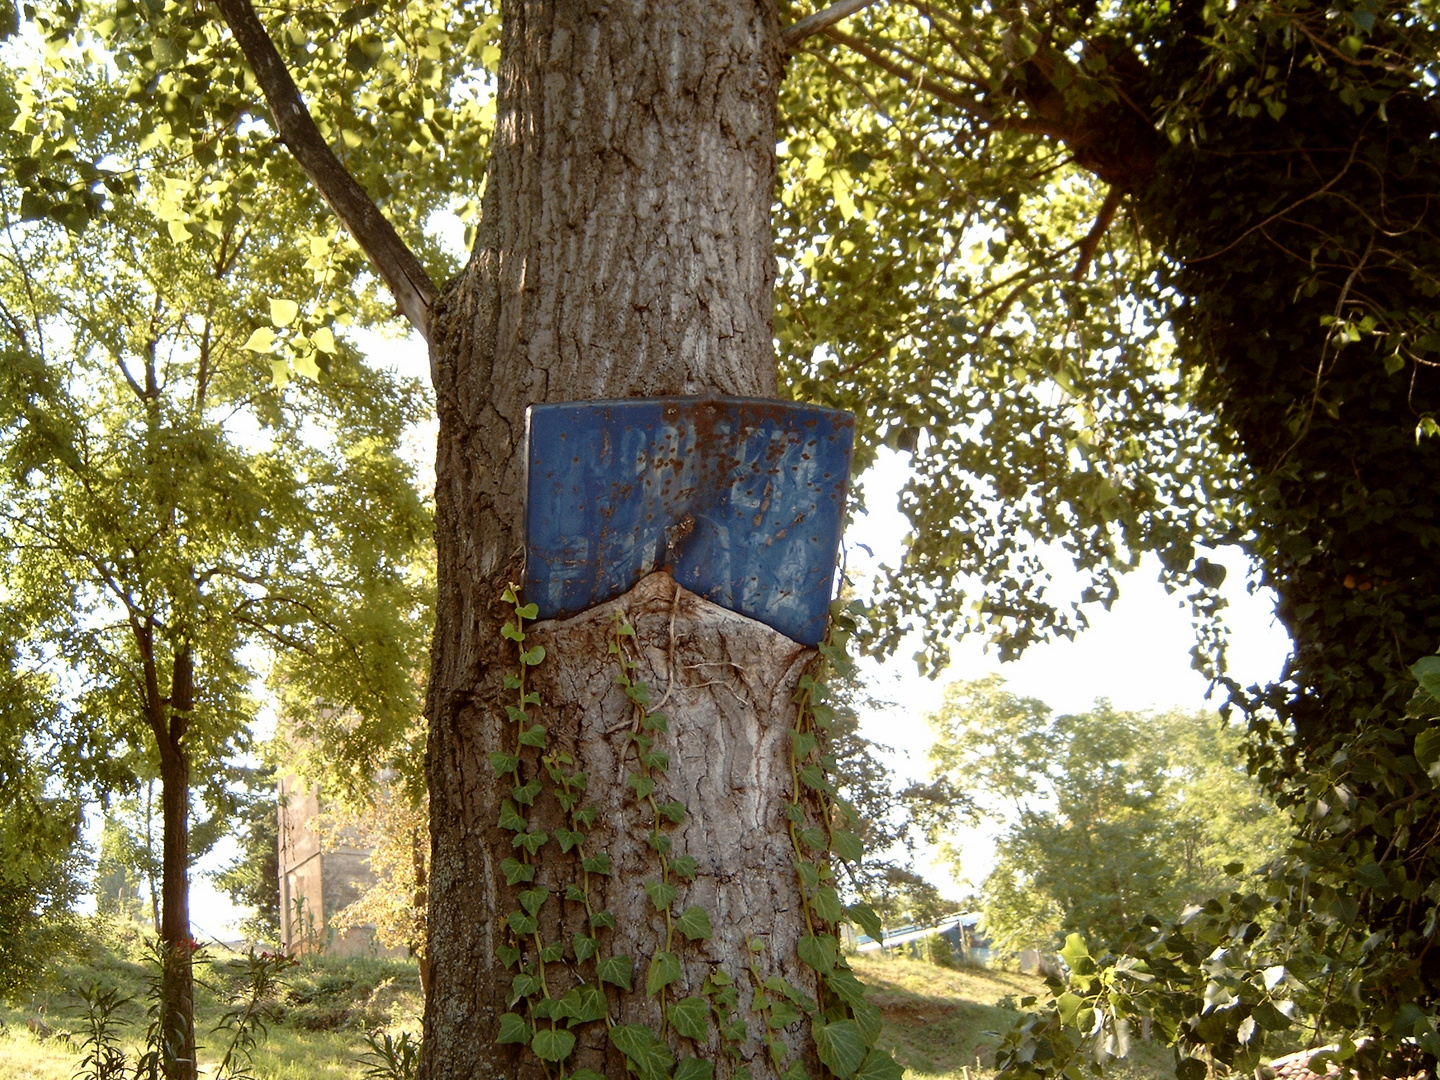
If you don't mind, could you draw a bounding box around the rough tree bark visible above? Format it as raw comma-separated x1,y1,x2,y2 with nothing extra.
139,632,196,1080
420,3,806,1078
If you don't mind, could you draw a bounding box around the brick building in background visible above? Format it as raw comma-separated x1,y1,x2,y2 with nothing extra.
277,774,393,956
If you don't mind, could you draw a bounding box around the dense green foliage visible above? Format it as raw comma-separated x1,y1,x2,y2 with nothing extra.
920,679,1282,955
992,656,1440,1080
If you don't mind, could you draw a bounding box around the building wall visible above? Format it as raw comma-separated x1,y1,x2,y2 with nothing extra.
277,775,396,957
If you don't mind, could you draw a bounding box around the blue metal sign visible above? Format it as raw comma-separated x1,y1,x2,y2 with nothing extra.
524,396,854,646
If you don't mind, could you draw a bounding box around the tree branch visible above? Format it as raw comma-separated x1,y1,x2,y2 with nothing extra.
211,0,437,341
1072,184,1123,280
783,0,884,50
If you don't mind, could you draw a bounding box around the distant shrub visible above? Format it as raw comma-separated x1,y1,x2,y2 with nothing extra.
925,933,959,969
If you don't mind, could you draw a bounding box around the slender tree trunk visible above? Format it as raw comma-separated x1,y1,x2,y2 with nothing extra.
422,2,799,1076
158,645,196,1080
146,779,161,935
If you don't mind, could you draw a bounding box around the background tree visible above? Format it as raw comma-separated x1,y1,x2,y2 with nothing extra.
922,678,1283,955
0,56,432,1076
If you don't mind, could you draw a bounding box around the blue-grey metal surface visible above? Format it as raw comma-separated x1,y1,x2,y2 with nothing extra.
524,396,854,646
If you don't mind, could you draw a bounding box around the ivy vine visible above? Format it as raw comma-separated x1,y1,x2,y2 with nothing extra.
490,587,899,1080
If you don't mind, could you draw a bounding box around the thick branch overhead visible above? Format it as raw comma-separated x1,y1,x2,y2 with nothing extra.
211,0,437,341
783,0,883,50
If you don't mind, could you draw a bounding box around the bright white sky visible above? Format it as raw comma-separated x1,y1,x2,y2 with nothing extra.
171,331,1292,939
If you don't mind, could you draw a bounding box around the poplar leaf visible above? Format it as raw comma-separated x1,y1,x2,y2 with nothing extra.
312,325,337,353
269,298,299,326
293,351,321,381
243,327,276,352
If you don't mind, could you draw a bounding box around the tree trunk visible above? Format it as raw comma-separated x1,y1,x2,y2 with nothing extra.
422,2,794,1077
156,644,196,1080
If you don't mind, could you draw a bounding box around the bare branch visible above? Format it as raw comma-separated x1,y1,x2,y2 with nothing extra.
211,0,437,342
783,0,884,50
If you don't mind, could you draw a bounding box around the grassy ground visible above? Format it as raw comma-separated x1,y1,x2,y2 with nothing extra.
849,954,1175,1080
0,917,422,1079
2,921,1178,1078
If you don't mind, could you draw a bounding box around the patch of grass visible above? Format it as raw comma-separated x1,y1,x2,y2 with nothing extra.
0,919,422,1080
849,954,1176,1080
4,918,1181,1079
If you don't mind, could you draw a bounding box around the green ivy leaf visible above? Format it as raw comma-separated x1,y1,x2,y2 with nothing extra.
508,972,542,1004
531,1027,576,1061
641,750,670,771
501,621,524,641
853,1001,882,1045
781,1062,810,1080
799,827,827,851
519,723,548,747
675,905,713,941
628,773,656,799
657,799,686,823
497,944,521,969
610,1023,674,1080
566,884,587,903
591,909,616,930
668,995,710,1041
644,879,678,911
513,830,549,855
574,933,598,962
490,751,519,776
813,886,843,924
575,806,599,829
814,1019,867,1078
798,934,838,972
825,968,867,1008
597,954,633,990
506,911,537,936
520,645,546,666
646,951,683,996
845,904,884,942
799,763,834,793
500,858,535,885
670,854,698,879
540,940,565,963
516,602,539,619
674,1058,715,1080
571,1071,607,1080
555,827,584,852
854,1048,904,1080
582,852,611,875
512,778,542,805
792,729,818,758
831,830,864,863
559,982,608,1025
498,800,527,832
767,999,801,1029
496,1011,531,1044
